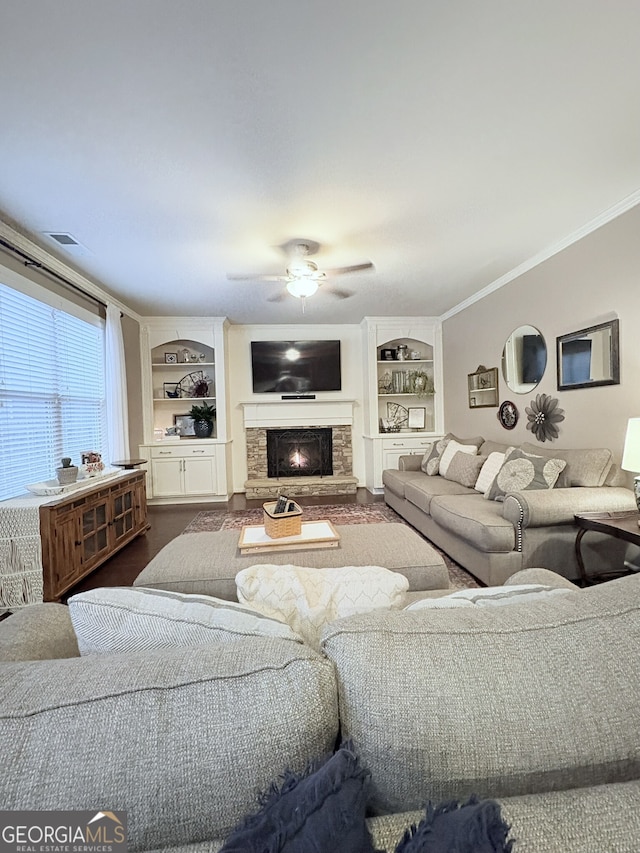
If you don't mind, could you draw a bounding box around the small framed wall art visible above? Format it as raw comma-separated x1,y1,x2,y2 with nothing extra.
467,365,499,408
164,352,178,364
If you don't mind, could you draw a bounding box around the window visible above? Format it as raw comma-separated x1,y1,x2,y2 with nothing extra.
0,281,106,500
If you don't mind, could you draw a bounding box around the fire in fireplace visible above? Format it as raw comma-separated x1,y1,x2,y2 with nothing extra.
266,428,333,478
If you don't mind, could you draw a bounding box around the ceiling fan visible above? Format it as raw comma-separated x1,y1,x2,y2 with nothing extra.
226,239,374,304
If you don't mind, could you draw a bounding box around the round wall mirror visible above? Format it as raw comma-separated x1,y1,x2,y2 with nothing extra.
501,325,547,393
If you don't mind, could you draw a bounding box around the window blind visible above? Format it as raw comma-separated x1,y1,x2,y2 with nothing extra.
0,281,106,500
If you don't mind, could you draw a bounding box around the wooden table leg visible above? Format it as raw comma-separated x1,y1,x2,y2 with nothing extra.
574,527,589,585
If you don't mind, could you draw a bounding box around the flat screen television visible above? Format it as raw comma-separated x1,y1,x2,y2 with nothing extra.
251,340,341,393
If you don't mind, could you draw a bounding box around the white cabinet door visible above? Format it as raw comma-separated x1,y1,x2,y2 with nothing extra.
151,458,184,497
184,456,216,495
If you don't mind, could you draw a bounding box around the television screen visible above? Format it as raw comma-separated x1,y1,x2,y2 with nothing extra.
251,340,341,393
521,334,546,384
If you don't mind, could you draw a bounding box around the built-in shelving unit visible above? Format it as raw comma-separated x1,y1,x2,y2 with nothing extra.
361,317,444,492
139,318,232,503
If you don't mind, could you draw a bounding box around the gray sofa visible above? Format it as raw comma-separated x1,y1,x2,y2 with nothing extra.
383,438,637,586
1,569,640,852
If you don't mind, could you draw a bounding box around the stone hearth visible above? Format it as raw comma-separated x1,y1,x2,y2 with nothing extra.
245,423,357,499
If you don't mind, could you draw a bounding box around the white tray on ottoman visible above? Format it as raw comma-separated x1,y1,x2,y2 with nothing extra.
133,522,450,601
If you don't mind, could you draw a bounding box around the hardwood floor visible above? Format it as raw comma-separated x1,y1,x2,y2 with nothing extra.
63,489,383,600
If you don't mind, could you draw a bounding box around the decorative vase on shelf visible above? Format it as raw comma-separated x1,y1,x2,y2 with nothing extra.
193,419,214,438
56,457,78,485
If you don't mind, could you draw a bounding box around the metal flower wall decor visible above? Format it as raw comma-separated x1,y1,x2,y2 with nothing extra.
525,393,565,442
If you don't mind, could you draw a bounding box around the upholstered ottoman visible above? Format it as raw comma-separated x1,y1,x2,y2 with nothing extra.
133,523,450,601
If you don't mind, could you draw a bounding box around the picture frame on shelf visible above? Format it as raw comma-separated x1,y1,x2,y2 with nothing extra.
164,352,178,364
408,407,426,430
173,414,195,436
380,348,396,360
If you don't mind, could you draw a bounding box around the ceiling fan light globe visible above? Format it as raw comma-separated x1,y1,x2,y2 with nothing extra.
286,279,319,298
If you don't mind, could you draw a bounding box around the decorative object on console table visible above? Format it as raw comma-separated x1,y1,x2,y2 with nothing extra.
525,393,565,442
81,451,105,477
467,365,499,408
187,402,215,438
621,417,640,520
55,457,78,485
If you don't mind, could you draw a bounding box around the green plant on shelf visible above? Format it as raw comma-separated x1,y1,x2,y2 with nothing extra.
188,402,216,423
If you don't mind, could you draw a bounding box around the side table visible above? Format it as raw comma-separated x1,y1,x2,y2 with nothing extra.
574,510,640,585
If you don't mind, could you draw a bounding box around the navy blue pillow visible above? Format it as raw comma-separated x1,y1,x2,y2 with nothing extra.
219,743,377,853
394,796,514,853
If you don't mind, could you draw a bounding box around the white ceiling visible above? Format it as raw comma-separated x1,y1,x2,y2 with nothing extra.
1,0,639,324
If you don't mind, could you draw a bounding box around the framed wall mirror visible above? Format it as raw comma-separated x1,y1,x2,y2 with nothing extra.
556,318,619,391
501,325,547,394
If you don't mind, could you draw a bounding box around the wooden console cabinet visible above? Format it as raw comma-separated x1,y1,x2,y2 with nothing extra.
39,471,148,600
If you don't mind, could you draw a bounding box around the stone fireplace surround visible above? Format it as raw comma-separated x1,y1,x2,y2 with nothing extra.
242,400,358,499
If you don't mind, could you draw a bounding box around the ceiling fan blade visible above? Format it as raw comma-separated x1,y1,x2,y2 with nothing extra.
323,262,375,276
266,290,289,303
227,273,288,282
326,286,354,300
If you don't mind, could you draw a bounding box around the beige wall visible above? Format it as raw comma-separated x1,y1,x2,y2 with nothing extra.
442,204,640,473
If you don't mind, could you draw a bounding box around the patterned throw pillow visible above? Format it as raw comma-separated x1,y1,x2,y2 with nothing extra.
443,451,487,488
485,448,567,502
474,450,511,493
419,441,436,473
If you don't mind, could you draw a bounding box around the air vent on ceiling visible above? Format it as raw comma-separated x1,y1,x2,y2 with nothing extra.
42,232,92,256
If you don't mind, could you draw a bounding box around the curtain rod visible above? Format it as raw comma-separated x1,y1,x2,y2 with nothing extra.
0,236,107,309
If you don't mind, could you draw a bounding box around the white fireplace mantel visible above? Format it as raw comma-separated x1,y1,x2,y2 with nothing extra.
241,399,356,429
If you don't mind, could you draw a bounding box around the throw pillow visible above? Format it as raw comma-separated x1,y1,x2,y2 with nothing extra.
236,564,409,648
474,451,508,493
219,743,377,853
443,451,487,488
67,587,302,655
421,433,484,476
438,440,479,478
443,584,572,607
484,448,567,502
394,795,513,853
419,441,435,473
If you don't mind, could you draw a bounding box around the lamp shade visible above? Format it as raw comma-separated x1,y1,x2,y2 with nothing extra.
286,278,319,299
621,418,640,473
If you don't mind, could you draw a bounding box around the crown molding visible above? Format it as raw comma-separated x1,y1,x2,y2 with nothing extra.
441,189,640,322
0,218,141,321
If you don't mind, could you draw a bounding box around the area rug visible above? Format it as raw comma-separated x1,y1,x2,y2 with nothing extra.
181,503,480,590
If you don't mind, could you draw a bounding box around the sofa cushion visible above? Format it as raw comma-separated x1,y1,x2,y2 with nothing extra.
439,440,479,478
67,587,302,655
219,743,376,853
321,573,640,816
429,493,516,552
0,639,339,850
404,476,474,514
236,564,409,648
382,467,427,499
443,451,487,488
520,442,613,487
405,584,571,611
485,448,566,501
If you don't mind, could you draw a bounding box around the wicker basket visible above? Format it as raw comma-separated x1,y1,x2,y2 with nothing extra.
263,500,303,538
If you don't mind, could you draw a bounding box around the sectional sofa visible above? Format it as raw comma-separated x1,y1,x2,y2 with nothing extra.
383,436,637,585
1,570,640,852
